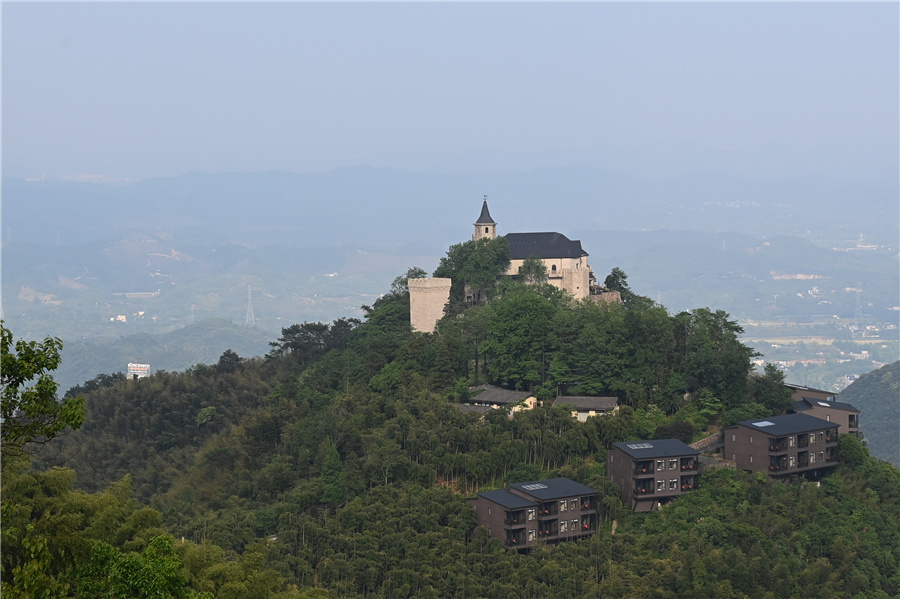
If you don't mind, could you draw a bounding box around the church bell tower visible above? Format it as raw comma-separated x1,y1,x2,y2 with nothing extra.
473,196,497,241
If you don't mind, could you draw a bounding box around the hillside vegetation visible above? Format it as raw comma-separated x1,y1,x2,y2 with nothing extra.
5,257,900,598
838,361,900,466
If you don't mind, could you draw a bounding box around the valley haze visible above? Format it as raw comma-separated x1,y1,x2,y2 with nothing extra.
1,2,897,393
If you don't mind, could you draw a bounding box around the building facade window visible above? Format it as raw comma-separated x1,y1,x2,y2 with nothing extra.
789,436,795,447
789,456,796,467
560,500,567,512
527,509,535,521
572,519,578,531
657,460,665,471
669,459,678,470
657,480,665,492
528,530,535,541
560,520,568,533
669,479,678,490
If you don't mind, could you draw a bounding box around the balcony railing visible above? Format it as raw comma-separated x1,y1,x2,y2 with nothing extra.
504,518,525,527
634,487,654,496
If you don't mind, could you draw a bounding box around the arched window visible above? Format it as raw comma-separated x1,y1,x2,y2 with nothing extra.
551,264,557,273
485,227,489,234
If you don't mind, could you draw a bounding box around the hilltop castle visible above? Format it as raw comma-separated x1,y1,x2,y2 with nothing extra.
473,200,594,299
409,201,614,333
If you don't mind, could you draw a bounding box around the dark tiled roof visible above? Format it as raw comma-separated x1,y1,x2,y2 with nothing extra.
478,489,537,509
794,397,860,413
508,477,598,500
504,232,588,261
469,384,533,405
730,413,834,436
785,383,834,395
612,439,700,459
475,201,496,225
453,403,492,415
553,396,618,411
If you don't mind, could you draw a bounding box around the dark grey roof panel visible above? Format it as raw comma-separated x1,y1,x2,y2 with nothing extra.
475,201,496,225
796,397,859,413
504,232,588,260
478,489,537,509
508,477,598,500
612,439,700,459
730,413,835,436
453,403,493,415
785,383,834,395
469,384,532,405
553,396,618,411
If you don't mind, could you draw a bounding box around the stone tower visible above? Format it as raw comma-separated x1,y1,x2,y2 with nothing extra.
473,198,497,241
408,277,452,333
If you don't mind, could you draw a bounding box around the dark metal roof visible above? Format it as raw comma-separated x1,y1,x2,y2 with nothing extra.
475,200,496,225
504,232,588,260
612,439,700,459
553,396,618,411
785,383,834,395
469,384,533,405
508,477,598,500
453,403,493,415
729,413,835,436
477,489,536,509
794,397,860,413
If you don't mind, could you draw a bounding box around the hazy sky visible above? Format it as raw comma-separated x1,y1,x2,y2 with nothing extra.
3,2,897,182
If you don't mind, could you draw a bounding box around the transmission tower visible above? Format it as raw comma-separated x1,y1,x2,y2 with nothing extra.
245,284,256,326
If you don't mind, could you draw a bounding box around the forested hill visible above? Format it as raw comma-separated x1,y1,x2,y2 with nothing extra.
838,360,900,466
7,264,900,598
54,318,273,394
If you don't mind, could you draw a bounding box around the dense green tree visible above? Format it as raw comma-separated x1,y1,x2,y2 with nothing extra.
267,318,360,366
749,363,794,414
1,322,84,459
517,254,549,285
652,420,696,444
389,266,428,296
433,236,510,308
215,349,243,374
481,285,567,389
320,439,345,504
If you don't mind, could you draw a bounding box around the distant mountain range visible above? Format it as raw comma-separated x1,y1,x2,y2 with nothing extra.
4,165,897,251
3,167,897,392
54,318,272,394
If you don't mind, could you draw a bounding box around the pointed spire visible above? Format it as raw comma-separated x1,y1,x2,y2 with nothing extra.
475,196,496,225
